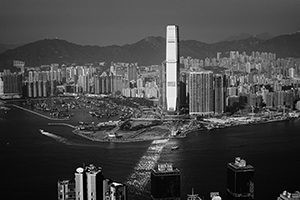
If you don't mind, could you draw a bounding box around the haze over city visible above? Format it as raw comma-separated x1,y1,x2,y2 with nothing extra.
1,0,300,46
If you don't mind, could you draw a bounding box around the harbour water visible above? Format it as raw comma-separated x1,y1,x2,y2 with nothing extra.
1,105,300,200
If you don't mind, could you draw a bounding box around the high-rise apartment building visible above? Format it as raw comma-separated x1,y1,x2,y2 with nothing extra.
214,74,225,114
0,76,3,95
227,157,254,200
166,25,180,113
0,72,22,95
100,72,107,94
159,61,167,110
151,163,181,200
189,71,214,116
127,63,138,82
179,71,189,111
58,179,76,200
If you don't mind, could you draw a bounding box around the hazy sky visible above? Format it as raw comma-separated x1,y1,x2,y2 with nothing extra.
1,0,300,46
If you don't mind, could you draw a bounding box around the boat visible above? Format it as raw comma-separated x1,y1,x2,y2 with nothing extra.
171,146,179,151
39,129,68,143
39,129,50,135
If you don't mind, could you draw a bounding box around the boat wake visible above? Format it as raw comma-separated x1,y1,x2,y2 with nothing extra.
126,139,169,195
39,129,71,145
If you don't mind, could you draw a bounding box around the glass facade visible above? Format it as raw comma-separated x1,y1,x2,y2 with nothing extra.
151,168,181,200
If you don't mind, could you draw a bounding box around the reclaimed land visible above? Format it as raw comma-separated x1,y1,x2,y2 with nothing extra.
5,101,299,143
7,103,171,142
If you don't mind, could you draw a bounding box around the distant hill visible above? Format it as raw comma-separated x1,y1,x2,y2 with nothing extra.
1,32,300,71
222,32,274,42
0,43,19,54
255,32,274,40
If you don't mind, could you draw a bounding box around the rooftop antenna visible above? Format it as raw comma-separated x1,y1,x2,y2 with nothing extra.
187,188,202,200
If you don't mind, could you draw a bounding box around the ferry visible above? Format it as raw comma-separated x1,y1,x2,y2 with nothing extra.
40,129,51,135
39,129,47,134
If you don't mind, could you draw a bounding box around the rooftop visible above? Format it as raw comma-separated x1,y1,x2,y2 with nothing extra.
58,179,74,184
228,157,254,170
85,164,102,174
152,163,180,174
111,182,124,187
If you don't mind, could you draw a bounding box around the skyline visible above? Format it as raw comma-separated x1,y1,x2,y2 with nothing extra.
1,0,300,46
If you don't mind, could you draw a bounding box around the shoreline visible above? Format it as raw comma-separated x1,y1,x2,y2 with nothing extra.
8,103,299,143
11,104,70,121
9,103,164,143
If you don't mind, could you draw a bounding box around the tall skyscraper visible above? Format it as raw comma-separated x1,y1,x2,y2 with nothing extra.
75,167,86,200
86,165,103,200
227,157,254,200
166,25,180,113
151,163,181,200
75,164,103,200
189,71,214,116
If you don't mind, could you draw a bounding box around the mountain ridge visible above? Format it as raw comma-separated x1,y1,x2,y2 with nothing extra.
1,32,300,71
221,32,274,42
0,43,20,54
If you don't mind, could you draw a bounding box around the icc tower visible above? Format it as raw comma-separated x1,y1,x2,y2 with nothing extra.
165,25,180,113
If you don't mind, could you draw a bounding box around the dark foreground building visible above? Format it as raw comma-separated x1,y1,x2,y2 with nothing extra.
227,157,254,200
151,163,181,200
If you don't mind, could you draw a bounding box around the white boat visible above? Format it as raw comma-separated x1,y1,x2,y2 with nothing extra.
39,129,67,143
39,129,45,134
39,129,51,135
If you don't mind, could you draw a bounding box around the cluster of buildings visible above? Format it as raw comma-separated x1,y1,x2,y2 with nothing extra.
58,164,126,200
57,158,299,200
1,25,300,116
0,62,160,100
159,25,300,115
